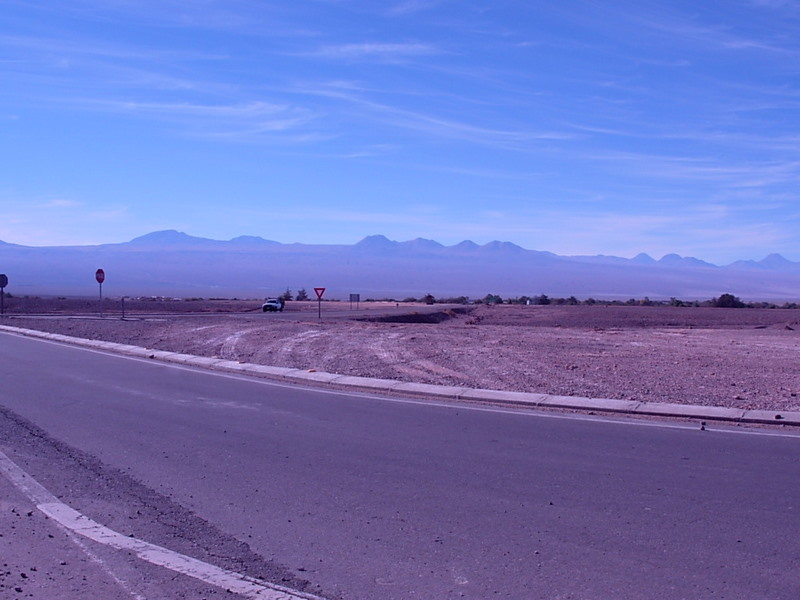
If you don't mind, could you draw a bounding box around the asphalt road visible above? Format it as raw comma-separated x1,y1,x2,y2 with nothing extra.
0,331,798,599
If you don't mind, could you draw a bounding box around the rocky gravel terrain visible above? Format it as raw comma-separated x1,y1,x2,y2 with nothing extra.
4,299,800,411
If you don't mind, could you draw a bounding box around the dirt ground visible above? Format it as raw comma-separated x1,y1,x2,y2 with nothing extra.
4,298,800,412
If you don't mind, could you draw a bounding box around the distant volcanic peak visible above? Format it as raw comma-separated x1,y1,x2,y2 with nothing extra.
658,253,683,264
354,234,398,250
229,235,279,245
658,253,714,268
129,230,209,245
402,237,445,251
728,258,758,269
632,252,656,264
452,240,480,251
760,253,792,267
482,240,525,253
357,233,393,243
730,253,800,272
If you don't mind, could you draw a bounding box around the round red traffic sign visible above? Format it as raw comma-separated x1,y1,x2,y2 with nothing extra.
95,269,105,284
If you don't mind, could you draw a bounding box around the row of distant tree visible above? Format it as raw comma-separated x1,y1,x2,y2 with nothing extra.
6,289,792,309
269,288,798,309
279,288,308,301
358,292,798,309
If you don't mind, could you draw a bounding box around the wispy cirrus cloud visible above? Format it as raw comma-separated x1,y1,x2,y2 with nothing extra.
385,0,446,16
0,33,234,101
9,0,284,34
300,82,574,148
578,148,800,188
298,42,443,62
41,198,81,209
626,7,799,55
72,99,323,142
0,32,225,63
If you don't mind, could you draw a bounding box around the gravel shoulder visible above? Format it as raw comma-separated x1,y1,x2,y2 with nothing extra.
4,302,800,412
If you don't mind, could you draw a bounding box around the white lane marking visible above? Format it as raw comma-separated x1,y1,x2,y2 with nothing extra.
0,448,58,504
0,450,324,600
0,451,148,600
64,529,150,600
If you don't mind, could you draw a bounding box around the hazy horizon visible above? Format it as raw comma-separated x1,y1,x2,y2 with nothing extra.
2,228,799,301
1,228,797,267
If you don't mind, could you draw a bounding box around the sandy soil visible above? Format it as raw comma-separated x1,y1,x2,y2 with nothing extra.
4,299,800,411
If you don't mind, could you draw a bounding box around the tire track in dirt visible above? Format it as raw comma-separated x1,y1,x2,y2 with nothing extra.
275,329,326,366
219,332,243,360
368,332,471,382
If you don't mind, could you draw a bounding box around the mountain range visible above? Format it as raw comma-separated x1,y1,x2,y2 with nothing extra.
1,230,799,301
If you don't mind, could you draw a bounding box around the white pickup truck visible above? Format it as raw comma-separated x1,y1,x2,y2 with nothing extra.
262,298,284,312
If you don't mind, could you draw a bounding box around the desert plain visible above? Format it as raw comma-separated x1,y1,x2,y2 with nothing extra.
3,296,800,413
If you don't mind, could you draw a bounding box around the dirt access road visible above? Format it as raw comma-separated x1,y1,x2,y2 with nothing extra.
4,298,800,412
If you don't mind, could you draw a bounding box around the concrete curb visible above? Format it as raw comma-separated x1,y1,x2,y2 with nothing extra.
2,324,798,427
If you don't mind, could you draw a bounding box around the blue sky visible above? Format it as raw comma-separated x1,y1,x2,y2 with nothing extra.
1,1,799,263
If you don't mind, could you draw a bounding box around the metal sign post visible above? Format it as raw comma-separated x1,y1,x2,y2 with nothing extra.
0,274,7,316
314,287,326,319
95,269,105,316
